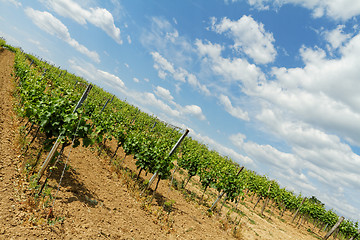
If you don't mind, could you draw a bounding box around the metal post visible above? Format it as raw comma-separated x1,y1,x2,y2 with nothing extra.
141,129,189,195
36,85,92,180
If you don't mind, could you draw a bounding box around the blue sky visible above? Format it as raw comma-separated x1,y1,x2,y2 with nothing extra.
1,0,360,221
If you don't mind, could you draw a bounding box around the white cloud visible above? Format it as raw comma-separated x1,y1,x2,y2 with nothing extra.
251,33,360,146
141,16,192,65
1,0,21,7
133,77,139,83
138,93,181,118
154,86,174,102
230,132,299,170
151,51,176,79
211,16,276,64
187,73,211,96
44,0,122,44
127,35,132,44
195,39,265,88
323,25,351,50
69,58,125,90
151,51,211,95
219,94,250,121
239,0,360,21
183,105,206,121
195,39,223,59
135,91,206,122
25,8,100,63
97,70,125,89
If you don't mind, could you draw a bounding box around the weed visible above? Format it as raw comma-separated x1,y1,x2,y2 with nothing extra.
249,218,256,225
163,200,175,215
48,216,65,226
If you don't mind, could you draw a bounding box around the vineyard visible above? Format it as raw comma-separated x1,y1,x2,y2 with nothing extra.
0,38,359,239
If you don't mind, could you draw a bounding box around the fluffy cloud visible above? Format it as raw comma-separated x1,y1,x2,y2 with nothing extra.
135,91,206,122
183,105,206,121
251,33,360,146
218,94,250,121
141,17,192,64
138,93,181,118
151,51,176,80
133,77,139,83
323,25,352,50
234,0,360,21
43,0,122,44
97,70,125,89
211,16,276,64
25,8,100,62
230,132,299,170
195,39,265,88
151,51,210,95
154,86,174,102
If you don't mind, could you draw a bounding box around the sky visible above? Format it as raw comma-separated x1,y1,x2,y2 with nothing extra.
1,0,360,221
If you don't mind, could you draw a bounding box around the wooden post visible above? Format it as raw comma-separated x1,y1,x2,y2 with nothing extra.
253,195,262,209
313,218,318,232
322,216,344,240
292,197,307,222
280,204,287,217
261,183,272,215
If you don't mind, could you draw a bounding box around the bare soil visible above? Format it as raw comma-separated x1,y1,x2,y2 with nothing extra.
0,47,325,239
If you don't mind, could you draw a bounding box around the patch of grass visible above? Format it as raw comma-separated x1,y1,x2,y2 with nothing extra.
48,216,65,226
248,218,256,225
163,200,175,215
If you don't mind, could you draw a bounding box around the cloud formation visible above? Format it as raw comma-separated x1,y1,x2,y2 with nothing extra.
151,51,211,95
44,0,122,44
218,94,250,121
231,0,360,21
25,8,100,62
211,16,277,64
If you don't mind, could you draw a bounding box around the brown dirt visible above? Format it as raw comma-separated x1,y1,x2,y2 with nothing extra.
0,47,325,239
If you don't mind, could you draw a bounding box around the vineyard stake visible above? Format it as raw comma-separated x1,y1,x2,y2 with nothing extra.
291,197,307,222
36,85,92,181
141,129,189,196
100,98,111,114
260,183,272,215
209,167,244,212
322,216,344,240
